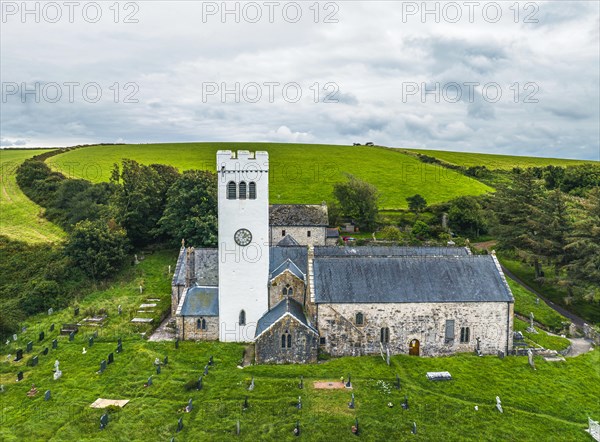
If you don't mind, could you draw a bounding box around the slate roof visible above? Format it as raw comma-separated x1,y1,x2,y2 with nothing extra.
270,258,306,281
278,234,300,247
270,247,308,275
173,248,219,287
313,255,513,304
269,204,328,226
180,285,219,316
255,298,318,339
314,246,470,257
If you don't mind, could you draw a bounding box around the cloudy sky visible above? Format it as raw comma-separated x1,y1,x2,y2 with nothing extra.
1,1,599,160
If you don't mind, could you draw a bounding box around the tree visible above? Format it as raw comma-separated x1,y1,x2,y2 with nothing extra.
447,196,487,238
379,225,402,241
412,220,430,239
333,174,379,231
406,194,427,215
158,170,218,247
111,160,180,246
65,219,129,281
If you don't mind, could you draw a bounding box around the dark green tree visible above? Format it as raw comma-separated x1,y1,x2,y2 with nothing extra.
111,160,179,246
447,196,487,238
158,170,218,247
65,219,129,281
333,174,379,231
406,194,427,215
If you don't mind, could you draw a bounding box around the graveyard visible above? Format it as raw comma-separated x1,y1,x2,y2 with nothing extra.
0,251,598,441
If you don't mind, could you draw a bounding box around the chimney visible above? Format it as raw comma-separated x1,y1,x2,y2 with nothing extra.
185,247,196,287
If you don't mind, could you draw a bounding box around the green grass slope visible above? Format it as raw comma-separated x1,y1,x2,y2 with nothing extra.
1,252,598,441
47,143,493,209
404,148,596,170
0,149,65,243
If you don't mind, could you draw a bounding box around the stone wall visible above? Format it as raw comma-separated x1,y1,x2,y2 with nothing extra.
176,315,219,340
269,272,306,309
317,302,513,357
270,226,326,246
255,315,318,364
171,284,185,316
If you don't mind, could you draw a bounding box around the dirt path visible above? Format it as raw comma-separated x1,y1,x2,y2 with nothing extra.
565,338,594,357
148,315,176,341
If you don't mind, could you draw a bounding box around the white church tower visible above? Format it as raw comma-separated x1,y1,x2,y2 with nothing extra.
217,150,269,342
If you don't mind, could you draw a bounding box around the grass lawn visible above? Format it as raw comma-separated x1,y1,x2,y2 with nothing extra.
46,143,493,210
500,256,600,325
513,318,571,352
507,279,570,333
0,149,65,243
403,148,597,170
1,251,598,441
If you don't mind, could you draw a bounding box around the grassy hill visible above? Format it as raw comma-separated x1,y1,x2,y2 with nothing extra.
0,252,598,442
0,149,65,243
46,143,494,209
403,148,596,170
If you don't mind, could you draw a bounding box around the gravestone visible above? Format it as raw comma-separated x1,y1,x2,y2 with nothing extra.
475,337,482,356
208,355,213,366
243,396,249,410
175,339,179,349
69,332,74,342
402,395,409,410
74,307,79,316
348,393,355,409
15,349,23,361
528,349,536,370
496,396,503,413
203,365,208,376
54,360,60,371
186,398,193,412
52,339,57,349
156,365,161,375
99,360,107,373
236,420,240,435
352,418,359,435
299,376,303,389
26,341,33,352
118,305,122,315
163,356,168,365
88,337,94,347
39,331,45,342
395,374,401,390
147,376,152,386
50,323,54,332
412,422,417,435
497,350,505,359
116,338,122,353
48,308,53,315
107,353,114,364
31,356,39,367
527,312,538,334
0,385,4,393
536,297,540,305
197,376,203,391
345,375,352,389
248,376,255,391
45,390,51,401
82,347,87,354
176,417,183,433
297,396,302,410
386,347,391,366
43,347,48,356
294,421,300,437
53,370,62,381
22,326,27,332
17,371,24,382
100,413,108,430
13,334,17,341
5,340,9,346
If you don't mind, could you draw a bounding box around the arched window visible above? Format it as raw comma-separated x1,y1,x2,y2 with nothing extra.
282,331,292,348
283,284,293,297
227,181,237,199
356,312,364,326
196,318,206,330
380,327,390,344
239,181,247,199
249,182,256,199
239,310,246,326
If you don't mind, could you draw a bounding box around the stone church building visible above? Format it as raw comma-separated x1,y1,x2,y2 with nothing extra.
171,150,514,364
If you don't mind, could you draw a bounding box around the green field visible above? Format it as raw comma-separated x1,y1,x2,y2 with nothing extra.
1,251,598,441
0,149,65,243
47,143,494,209
404,148,596,170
